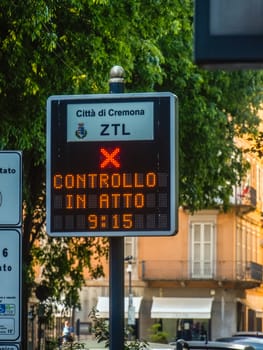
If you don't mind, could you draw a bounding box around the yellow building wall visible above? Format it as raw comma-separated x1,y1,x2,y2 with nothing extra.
138,208,189,262
137,207,239,281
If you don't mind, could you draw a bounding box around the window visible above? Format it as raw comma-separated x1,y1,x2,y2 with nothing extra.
236,218,260,269
125,237,136,258
190,221,215,278
124,237,138,279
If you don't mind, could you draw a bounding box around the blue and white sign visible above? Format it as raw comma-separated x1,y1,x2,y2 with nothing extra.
67,101,154,142
0,230,21,342
0,152,22,227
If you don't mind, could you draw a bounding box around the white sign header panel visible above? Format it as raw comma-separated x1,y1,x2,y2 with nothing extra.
67,101,154,142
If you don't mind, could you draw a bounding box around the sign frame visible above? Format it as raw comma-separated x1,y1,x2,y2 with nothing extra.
46,92,178,237
0,344,20,350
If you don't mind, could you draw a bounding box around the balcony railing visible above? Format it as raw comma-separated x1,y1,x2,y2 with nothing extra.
141,260,263,283
230,185,257,208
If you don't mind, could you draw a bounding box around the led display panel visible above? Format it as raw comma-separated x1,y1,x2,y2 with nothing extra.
46,92,178,237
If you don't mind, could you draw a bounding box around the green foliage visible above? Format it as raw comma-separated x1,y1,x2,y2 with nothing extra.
89,308,148,349
32,236,108,306
246,131,263,158
45,338,87,350
89,308,110,346
124,339,149,350
61,341,87,350
0,0,263,312
148,323,169,344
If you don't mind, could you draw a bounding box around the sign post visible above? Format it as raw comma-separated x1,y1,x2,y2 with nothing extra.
46,92,178,237
46,89,178,350
0,151,22,349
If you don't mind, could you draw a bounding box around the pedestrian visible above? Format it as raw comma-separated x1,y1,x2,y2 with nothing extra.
62,320,74,343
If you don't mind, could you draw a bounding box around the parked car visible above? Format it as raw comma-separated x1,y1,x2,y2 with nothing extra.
169,340,256,350
216,337,263,350
233,333,263,339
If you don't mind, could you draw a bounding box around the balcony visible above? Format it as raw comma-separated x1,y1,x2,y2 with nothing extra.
141,260,263,288
230,185,257,213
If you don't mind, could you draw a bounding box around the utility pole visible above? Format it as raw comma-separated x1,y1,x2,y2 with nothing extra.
109,65,125,350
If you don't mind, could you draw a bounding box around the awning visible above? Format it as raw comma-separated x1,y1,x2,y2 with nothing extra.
151,297,214,319
96,296,142,318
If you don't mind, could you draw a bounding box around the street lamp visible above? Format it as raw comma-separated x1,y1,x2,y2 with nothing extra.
28,304,36,350
124,256,135,326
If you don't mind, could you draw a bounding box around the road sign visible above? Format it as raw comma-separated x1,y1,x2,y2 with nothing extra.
0,230,21,342
0,152,22,227
46,92,178,237
0,344,20,350
194,0,263,68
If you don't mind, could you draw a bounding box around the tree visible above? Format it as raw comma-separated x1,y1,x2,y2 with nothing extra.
0,0,263,322
154,0,263,210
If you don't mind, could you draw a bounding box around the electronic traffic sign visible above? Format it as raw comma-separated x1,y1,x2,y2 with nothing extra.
46,92,178,237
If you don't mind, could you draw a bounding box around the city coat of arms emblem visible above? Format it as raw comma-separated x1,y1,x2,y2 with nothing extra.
75,123,87,139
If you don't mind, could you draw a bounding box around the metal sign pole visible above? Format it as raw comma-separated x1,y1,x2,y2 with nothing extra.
109,66,125,350
109,237,124,350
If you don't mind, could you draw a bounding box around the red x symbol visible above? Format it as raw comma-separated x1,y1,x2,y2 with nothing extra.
100,147,120,169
